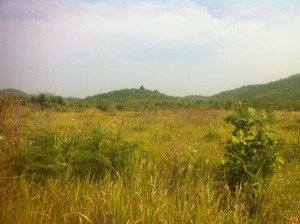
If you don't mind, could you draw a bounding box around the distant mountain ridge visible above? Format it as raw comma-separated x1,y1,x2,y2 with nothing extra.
0,88,28,96
212,73,300,100
86,88,174,101
1,73,299,110
83,73,300,110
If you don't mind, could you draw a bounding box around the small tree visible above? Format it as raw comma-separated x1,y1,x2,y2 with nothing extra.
222,102,282,196
139,85,145,90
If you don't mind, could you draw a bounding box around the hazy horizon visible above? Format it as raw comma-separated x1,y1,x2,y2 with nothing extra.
0,73,299,98
1,0,300,98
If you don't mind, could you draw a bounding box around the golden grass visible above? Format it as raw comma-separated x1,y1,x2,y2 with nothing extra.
0,107,299,224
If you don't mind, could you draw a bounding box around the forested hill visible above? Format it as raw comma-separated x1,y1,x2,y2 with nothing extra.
85,87,182,111
0,88,27,96
86,87,174,101
210,74,300,109
213,74,300,100
1,74,300,110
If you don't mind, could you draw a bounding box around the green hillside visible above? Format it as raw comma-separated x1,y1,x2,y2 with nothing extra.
1,74,300,110
183,95,208,100
85,87,184,111
213,74,300,99
0,88,28,96
86,87,173,101
211,74,300,110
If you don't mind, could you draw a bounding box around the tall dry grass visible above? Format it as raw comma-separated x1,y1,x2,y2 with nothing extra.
0,108,299,223
0,94,22,146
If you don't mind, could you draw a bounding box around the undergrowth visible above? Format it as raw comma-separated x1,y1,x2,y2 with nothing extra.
0,99,299,223
9,127,139,182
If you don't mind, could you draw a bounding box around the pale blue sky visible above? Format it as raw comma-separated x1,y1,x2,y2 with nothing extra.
0,0,299,97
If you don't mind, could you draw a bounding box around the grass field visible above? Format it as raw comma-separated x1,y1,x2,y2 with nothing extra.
0,104,299,223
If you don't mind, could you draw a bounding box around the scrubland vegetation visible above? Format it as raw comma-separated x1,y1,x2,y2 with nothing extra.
0,94,300,224
3,73,299,111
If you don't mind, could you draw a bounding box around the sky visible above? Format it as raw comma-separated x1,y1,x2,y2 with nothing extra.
0,0,300,97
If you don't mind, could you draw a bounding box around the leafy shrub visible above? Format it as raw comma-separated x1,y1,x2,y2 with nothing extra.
11,129,66,181
221,102,283,198
97,102,113,112
72,129,139,177
22,146,66,182
11,127,139,182
29,94,65,109
73,150,112,177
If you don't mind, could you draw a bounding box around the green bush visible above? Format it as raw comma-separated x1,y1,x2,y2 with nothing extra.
11,127,139,182
29,94,65,108
221,102,283,197
72,129,139,177
97,102,113,112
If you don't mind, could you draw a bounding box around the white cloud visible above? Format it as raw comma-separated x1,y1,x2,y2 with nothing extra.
0,0,300,96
